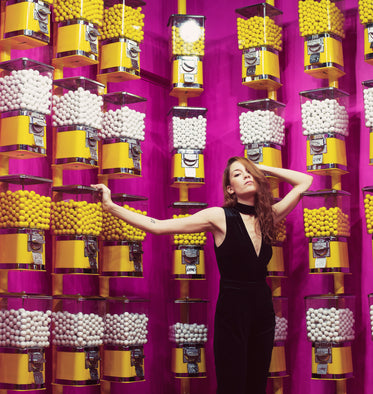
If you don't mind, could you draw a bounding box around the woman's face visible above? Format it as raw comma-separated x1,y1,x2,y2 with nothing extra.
226,161,257,199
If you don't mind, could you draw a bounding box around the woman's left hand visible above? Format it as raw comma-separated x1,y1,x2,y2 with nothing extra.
91,184,114,211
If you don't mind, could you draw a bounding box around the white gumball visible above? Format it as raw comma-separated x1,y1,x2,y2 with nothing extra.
170,322,208,345
52,89,103,129
170,115,207,150
239,110,285,146
306,307,355,343
301,98,348,137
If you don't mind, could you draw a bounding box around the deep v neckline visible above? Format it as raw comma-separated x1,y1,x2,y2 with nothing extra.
237,212,262,258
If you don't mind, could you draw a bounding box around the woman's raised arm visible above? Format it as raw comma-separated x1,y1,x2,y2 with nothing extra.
255,165,313,223
91,184,222,235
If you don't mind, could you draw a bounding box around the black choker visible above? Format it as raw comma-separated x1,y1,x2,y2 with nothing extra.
234,202,257,216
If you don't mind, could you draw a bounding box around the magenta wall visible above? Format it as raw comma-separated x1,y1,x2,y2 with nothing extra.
7,0,373,393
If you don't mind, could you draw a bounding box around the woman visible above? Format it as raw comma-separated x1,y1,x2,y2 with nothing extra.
91,156,312,394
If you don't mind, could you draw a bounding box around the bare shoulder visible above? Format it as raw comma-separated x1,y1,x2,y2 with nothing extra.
203,206,224,214
200,206,225,219
192,206,224,224
202,207,226,240
200,206,225,230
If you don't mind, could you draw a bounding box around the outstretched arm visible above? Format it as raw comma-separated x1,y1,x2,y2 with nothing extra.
256,164,313,223
91,184,222,235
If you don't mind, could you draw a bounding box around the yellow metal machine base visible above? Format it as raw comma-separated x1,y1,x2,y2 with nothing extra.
0,230,45,270
54,21,99,68
364,24,373,65
306,134,347,175
97,38,141,83
304,33,345,80
171,150,205,188
1,0,50,50
311,343,353,380
54,347,100,385
101,242,143,277
52,55,98,68
171,180,205,189
172,346,206,378
267,245,285,277
0,348,46,390
309,238,349,274
52,163,98,172
170,56,204,98
307,166,348,177
102,345,145,382
0,112,47,158
170,86,204,99
0,147,45,159
0,34,48,51
173,246,205,279
269,343,288,377
55,236,98,274
242,47,281,90
245,144,282,167
369,130,373,164
101,139,142,178
55,128,98,168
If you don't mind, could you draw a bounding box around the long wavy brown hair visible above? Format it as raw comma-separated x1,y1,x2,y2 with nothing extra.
222,156,277,243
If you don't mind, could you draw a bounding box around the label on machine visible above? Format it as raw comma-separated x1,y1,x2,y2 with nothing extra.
315,343,332,375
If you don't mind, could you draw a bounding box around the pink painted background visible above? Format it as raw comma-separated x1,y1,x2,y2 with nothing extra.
7,0,373,392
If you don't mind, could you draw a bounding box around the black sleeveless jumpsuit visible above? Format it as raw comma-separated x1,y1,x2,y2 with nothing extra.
213,207,275,394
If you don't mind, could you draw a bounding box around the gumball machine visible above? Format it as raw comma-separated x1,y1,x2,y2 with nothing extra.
269,296,288,378
97,0,145,83
267,204,286,278
169,106,207,189
0,293,52,391
302,189,350,274
170,299,208,379
100,296,149,392
367,293,373,339
100,193,147,278
0,58,53,159
51,185,102,295
361,186,373,260
52,0,103,68
299,87,349,177
0,0,52,49
305,294,355,380
167,7,209,392
236,3,283,91
168,14,205,98
0,175,51,294
170,202,207,280
52,295,104,392
99,92,146,180
361,80,373,164
52,77,104,170
238,98,285,168
358,2,373,65
298,0,345,82
238,98,285,198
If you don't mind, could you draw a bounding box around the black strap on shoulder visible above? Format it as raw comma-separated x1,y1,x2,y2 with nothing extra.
224,207,247,240
223,206,235,218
